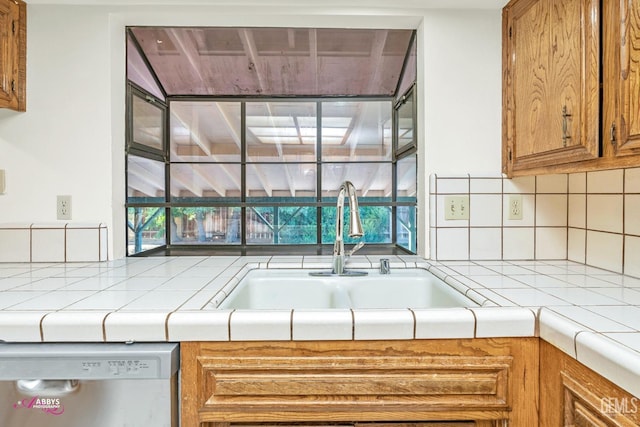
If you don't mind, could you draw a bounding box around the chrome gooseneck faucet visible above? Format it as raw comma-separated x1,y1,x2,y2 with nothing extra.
332,180,365,275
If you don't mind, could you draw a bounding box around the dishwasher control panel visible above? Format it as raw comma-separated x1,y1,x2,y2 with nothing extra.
84,358,160,379
0,343,178,381
0,357,161,380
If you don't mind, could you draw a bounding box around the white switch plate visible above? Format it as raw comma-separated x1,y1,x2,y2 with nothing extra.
508,194,523,220
0,169,5,194
444,195,469,220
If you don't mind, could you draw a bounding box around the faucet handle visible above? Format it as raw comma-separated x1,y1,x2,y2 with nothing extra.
347,241,365,257
380,258,390,274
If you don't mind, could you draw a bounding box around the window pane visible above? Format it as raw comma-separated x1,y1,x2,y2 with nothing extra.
321,206,391,244
132,95,164,150
246,206,317,244
127,207,166,255
127,155,165,202
397,155,417,200
170,101,241,162
396,35,416,101
246,163,316,200
246,102,317,162
321,163,392,202
397,206,416,252
396,91,415,151
171,164,241,201
170,207,241,245
127,36,165,101
321,101,392,161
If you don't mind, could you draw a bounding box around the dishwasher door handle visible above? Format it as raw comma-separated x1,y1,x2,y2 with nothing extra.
16,379,80,397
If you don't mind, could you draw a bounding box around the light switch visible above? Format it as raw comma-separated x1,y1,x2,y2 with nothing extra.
444,196,469,220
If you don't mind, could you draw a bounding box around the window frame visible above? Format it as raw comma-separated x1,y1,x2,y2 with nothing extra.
124,27,418,256
126,94,417,256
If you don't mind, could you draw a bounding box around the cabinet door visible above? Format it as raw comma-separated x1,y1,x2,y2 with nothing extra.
503,0,600,176
603,0,640,158
540,341,640,427
0,0,18,109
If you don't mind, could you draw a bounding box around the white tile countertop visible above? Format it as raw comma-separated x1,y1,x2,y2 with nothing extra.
0,255,639,397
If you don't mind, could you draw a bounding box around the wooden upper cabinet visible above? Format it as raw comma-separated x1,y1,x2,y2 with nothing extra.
503,0,600,176
603,0,640,159
0,0,25,112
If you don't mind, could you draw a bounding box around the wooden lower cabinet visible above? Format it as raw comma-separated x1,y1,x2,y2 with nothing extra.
181,339,539,427
207,423,497,427
540,340,640,427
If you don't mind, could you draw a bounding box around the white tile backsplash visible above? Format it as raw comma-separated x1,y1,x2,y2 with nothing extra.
0,223,108,263
567,228,586,264
535,227,567,259
470,177,502,193
587,169,624,193
536,174,567,193
587,195,623,233
536,195,567,227
586,231,623,274
624,236,640,278
503,175,535,193
568,172,586,193
435,176,469,193
568,194,586,228
436,228,469,260
469,228,502,260
0,229,30,262
431,169,640,278
66,225,107,262
470,194,502,226
625,167,640,193
625,195,640,236
31,227,65,262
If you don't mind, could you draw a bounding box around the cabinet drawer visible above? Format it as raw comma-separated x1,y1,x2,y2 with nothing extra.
198,354,511,422
181,339,539,427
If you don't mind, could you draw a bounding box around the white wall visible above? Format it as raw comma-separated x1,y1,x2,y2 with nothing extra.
0,6,113,244
0,4,503,260
422,10,502,176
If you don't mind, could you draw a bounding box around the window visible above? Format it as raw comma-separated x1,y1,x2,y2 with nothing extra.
125,28,417,256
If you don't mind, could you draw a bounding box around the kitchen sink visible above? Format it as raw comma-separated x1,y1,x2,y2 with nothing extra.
217,268,478,310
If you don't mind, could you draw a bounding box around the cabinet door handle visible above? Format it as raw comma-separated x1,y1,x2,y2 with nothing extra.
562,106,572,147
610,123,617,147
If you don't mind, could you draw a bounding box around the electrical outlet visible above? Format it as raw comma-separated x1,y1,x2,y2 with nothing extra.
508,194,523,220
444,195,469,220
57,195,72,220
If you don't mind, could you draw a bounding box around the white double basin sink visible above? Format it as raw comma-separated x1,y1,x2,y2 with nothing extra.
218,268,478,310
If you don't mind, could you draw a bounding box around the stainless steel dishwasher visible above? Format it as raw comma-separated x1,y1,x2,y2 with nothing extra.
0,342,179,427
